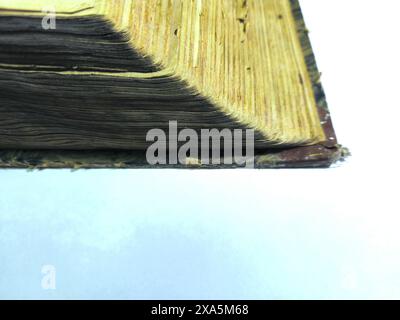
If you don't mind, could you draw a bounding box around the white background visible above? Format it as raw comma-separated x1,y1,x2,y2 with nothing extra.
0,0,399,299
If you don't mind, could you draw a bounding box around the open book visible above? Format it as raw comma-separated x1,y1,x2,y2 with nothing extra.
0,0,345,168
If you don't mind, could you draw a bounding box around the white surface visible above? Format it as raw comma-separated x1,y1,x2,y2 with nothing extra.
0,0,399,299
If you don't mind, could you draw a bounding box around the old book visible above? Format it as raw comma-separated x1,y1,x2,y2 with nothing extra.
0,0,346,168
